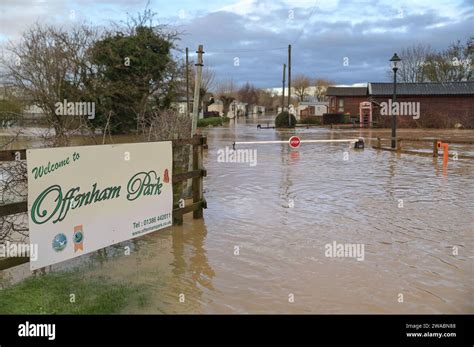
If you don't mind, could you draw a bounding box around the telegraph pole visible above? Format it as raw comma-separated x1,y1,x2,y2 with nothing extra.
186,47,190,116
192,45,204,135
288,44,292,125
281,63,286,112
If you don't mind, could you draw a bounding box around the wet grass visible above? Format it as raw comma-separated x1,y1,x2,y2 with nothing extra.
0,271,148,314
197,117,229,127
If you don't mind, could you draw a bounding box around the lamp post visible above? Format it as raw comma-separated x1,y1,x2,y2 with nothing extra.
390,53,401,149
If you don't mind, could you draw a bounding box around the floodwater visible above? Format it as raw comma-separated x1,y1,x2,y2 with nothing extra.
1,118,473,313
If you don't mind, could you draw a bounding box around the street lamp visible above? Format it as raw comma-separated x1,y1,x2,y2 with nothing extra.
390,53,401,149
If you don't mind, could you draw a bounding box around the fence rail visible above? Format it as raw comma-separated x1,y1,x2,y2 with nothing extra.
373,137,474,159
0,135,207,271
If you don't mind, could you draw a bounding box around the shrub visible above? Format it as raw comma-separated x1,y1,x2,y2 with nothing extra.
275,111,296,128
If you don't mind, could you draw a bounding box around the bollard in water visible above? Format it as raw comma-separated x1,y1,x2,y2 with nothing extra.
354,138,365,149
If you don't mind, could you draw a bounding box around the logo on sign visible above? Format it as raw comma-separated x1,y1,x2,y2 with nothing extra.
289,136,301,148
52,233,67,252
73,225,84,252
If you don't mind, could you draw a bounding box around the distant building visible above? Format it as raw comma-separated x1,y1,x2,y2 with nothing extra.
228,100,248,118
250,105,265,116
207,99,224,116
297,97,329,121
326,81,474,128
170,96,192,116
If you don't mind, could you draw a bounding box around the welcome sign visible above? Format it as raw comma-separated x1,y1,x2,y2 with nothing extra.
27,142,173,270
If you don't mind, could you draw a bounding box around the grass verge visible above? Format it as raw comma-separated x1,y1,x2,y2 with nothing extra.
0,271,147,314
197,116,229,127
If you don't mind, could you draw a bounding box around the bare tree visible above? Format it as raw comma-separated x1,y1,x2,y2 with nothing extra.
313,78,334,101
391,40,472,83
292,74,311,102
215,79,237,116
238,82,258,106
0,130,28,243
2,24,99,146
395,44,432,82
142,109,191,142
422,40,472,82
188,64,215,113
257,88,278,110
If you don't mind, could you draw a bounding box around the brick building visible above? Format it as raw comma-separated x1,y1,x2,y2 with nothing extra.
326,81,474,128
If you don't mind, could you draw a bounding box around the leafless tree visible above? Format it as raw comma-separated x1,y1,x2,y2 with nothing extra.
2,23,99,146
313,78,334,101
238,82,258,106
292,74,311,101
187,63,216,113
395,44,432,82
215,79,237,115
422,40,472,82
390,40,472,83
0,131,28,243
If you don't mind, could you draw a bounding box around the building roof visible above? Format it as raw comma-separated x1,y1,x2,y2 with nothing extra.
326,86,367,96
299,101,329,106
369,81,474,95
327,81,474,97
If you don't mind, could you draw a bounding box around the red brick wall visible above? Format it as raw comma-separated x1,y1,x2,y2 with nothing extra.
328,96,368,116
371,95,474,128
327,95,474,128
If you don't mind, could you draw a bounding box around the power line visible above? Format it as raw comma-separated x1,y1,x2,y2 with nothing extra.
205,46,287,54
291,0,319,45
186,1,319,56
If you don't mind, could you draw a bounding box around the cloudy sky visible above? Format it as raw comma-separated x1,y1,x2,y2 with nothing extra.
0,0,472,87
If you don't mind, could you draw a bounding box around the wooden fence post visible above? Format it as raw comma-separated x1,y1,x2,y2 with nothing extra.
376,137,381,148
433,139,438,157
396,138,402,153
193,134,204,219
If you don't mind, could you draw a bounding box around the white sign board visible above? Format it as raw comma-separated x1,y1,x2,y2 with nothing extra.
27,142,173,270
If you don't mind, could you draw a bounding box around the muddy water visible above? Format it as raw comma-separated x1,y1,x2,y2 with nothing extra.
1,120,473,313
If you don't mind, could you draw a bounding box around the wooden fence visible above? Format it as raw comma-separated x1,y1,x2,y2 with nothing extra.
0,134,207,271
373,137,474,159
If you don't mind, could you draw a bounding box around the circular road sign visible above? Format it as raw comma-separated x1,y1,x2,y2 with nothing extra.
289,136,301,148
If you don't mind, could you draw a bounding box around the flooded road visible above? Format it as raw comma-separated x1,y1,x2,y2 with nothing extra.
2,119,473,313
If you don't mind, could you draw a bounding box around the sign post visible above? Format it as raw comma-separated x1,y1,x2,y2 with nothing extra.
27,142,173,270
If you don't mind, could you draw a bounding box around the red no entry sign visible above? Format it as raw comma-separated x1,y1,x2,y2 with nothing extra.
289,136,301,148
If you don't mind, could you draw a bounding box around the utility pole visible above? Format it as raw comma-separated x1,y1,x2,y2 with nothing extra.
192,45,204,135
390,53,401,149
288,44,292,125
186,47,190,116
281,63,286,113
391,69,398,148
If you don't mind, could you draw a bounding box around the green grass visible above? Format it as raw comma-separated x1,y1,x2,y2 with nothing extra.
0,271,147,314
197,116,229,127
